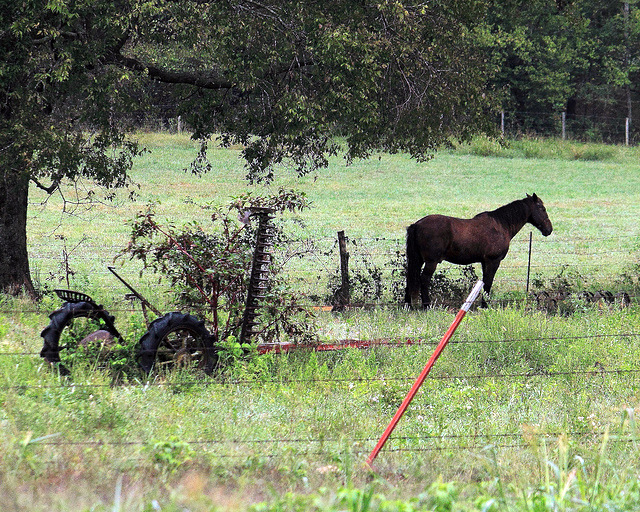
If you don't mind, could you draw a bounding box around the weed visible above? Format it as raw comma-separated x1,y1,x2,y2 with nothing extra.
419,479,460,512
429,265,479,308
570,144,617,161
120,190,317,346
145,436,195,474
461,135,506,157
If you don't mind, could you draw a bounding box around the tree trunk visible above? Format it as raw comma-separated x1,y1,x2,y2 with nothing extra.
0,169,35,295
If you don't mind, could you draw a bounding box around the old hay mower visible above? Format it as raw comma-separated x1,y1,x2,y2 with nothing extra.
39,208,282,375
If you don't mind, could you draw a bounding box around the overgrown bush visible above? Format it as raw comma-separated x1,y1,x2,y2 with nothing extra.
454,135,624,162
55,320,140,378
570,144,617,161
119,189,318,348
429,265,480,308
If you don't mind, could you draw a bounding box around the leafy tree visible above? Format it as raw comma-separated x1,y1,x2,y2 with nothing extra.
486,0,639,134
1,0,496,294
574,0,640,123
1,0,144,294
486,0,590,130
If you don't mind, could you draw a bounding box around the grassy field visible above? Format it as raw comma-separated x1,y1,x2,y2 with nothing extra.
2,135,640,510
25,133,640,305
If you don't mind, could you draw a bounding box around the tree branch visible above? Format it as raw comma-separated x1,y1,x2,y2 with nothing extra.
30,177,59,194
112,53,235,90
111,49,316,94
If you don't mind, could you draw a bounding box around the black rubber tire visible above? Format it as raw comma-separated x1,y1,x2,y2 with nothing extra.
137,312,217,374
40,301,119,374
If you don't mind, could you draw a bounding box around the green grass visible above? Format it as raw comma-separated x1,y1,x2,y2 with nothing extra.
3,305,640,510
26,132,640,305
3,134,640,510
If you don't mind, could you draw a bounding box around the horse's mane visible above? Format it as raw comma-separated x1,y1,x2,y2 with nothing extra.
476,197,531,228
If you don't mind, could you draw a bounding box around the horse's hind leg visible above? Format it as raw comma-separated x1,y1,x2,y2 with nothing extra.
405,224,424,308
420,261,437,308
405,261,423,308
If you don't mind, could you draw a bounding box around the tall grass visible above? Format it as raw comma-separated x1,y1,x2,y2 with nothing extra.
2,304,640,510
455,134,637,162
3,134,640,510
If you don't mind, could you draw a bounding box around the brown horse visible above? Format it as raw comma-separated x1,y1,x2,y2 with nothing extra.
405,194,553,308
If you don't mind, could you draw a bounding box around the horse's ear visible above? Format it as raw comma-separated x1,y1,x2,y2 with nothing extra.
526,193,531,198
532,193,538,200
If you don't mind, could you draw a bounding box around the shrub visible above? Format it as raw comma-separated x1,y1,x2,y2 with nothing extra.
119,189,318,349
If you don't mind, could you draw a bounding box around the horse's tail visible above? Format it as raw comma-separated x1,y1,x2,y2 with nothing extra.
405,223,422,305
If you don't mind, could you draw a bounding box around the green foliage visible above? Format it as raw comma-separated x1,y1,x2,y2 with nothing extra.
325,246,391,307
456,135,628,162
569,144,618,162
485,0,640,130
170,1,496,181
419,480,459,512
51,316,140,379
0,316,7,340
462,135,507,158
429,266,480,308
121,189,317,346
145,436,195,474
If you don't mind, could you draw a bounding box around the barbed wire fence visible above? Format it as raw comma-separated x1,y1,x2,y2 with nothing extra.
1,336,639,458
7,230,640,315
2,236,640,462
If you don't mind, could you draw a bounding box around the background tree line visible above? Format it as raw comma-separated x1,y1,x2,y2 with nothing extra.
124,0,640,139
488,0,638,137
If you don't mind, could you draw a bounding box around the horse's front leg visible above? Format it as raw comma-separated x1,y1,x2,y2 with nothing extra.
420,262,437,308
480,260,501,308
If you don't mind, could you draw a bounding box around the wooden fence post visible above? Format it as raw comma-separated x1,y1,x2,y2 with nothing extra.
334,230,350,310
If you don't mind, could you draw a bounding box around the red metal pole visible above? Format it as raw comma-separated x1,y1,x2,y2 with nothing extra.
365,280,484,468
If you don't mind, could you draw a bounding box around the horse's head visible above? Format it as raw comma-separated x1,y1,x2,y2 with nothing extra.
527,194,553,236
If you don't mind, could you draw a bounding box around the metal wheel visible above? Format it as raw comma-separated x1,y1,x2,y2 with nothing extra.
137,312,216,374
40,301,119,375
